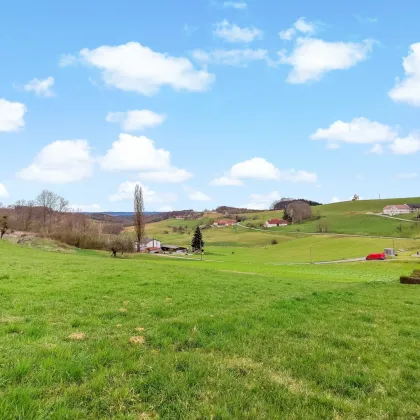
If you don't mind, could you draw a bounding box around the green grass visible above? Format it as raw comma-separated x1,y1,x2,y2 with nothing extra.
1,240,420,418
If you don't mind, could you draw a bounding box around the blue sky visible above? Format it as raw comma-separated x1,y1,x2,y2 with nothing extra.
1,0,420,212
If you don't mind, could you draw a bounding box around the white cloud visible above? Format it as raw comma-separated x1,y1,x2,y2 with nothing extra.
24,76,55,97
215,157,317,184
18,140,93,183
331,197,340,203
311,118,397,144
279,17,317,41
109,181,177,203
396,172,418,179
294,17,317,34
369,144,384,154
183,24,199,36
0,98,27,132
278,38,374,83
223,1,247,9
390,133,420,155
326,143,340,150
106,110,166,131
354,15,378,24
138,168,193,183
389,43,420,107
101,134,170,171
210,176,244,186
65,42,215,96
58,54,77,67
245,191,281,210
0,184,9,198
192,49,268,67
213,20,262,43
279,28,296,41
184,187,211,201
70,204,101,212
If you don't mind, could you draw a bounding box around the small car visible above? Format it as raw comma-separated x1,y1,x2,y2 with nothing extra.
366,253,386,261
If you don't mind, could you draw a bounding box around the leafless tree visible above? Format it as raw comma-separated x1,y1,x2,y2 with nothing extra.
284,201,312,224
13,200,35,231
134,184,145,251
0,215,8,239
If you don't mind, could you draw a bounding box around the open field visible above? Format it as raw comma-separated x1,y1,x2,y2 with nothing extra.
1,241,420,418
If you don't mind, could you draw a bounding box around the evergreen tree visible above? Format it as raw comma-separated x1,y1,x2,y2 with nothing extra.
191,226,203,252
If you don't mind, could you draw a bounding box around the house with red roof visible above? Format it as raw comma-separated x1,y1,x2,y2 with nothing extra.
264,218,288,228
383,204,411,216
213,219,237,227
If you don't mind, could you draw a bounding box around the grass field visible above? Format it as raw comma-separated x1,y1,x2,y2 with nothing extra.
1,240,420,418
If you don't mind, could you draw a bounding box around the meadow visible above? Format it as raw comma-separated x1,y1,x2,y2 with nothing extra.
1,240,420,419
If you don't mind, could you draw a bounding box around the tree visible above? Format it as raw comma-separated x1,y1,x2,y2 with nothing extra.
0,216,8,239
284,201,312,224
133,184,145,251
108,236,134,258
191,226,204,252
352,194,360,201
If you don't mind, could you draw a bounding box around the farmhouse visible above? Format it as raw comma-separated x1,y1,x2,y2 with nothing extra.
213,219,237,227
264,218,288,228
161,244,188,254
136,238,161,252
383,204,411,216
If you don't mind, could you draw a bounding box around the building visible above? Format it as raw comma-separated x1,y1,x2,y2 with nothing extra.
135,238,161,252
213,219,237,227
161,244,188,254
383,204,411,216
264,218,288,228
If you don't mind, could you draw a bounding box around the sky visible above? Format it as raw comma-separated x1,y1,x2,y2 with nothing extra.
1,0,420,212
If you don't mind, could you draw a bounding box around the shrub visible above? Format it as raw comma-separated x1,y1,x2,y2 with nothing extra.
271,239,278,245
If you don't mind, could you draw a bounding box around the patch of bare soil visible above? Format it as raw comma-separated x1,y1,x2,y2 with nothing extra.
130,336,146,345
68,332,86,341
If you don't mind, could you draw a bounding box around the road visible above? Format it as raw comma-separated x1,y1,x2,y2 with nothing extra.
369,213,420,223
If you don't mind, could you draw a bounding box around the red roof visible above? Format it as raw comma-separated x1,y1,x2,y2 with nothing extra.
147,247,161,251
384,204,410,210
267,218,288,225
216,219,236,225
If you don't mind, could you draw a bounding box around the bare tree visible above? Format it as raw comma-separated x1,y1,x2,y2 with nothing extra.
134,184,145,251
13,200,35,231
284,201,312,224
0,215,8,239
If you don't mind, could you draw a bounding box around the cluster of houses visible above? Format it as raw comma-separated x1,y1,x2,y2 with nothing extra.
136,238,188,254
383,204,420,216
213,218,289,228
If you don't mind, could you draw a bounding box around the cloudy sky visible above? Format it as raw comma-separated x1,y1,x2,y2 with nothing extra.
1,0,420,211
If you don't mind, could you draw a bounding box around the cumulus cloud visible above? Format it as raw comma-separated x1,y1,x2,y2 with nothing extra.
278,38,374,83
18,140,93,183
212,157,317,184
106,110,166,131
64,42,215,96
311,118,397,145
58,54,77,67
0,184,9,198
192,48,268,67
210,176,244,186
279,17,318,41
390,133,420,155
389,43,420,107
0,98,27,132
138,168,193,183
109,181,177,203
331,197,340,203
101,134,170,171
223,1,247,9
213,20,262,43
184,186,211,201
24,76,55,97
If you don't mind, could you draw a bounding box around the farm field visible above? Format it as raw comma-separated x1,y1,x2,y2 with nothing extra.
1,241,420,418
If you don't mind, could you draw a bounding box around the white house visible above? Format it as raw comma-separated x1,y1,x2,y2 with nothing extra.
136,238,161,252
383,204,411,216
264,218,289,228
213,219,237,227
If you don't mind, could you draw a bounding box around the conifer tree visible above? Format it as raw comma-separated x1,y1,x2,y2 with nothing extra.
191,226,203,252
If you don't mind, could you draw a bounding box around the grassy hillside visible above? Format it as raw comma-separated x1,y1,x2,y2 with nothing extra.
1,241,420,418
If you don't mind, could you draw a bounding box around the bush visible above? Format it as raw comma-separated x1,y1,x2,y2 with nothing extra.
271,239,278,245
107,236,135,257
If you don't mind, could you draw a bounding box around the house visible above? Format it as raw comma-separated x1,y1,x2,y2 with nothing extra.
213,219,237,227
264,218,288,228
135,237,161,252
175,216,185,220
147,247,162,254
161,244,188,254
383,204,411,216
